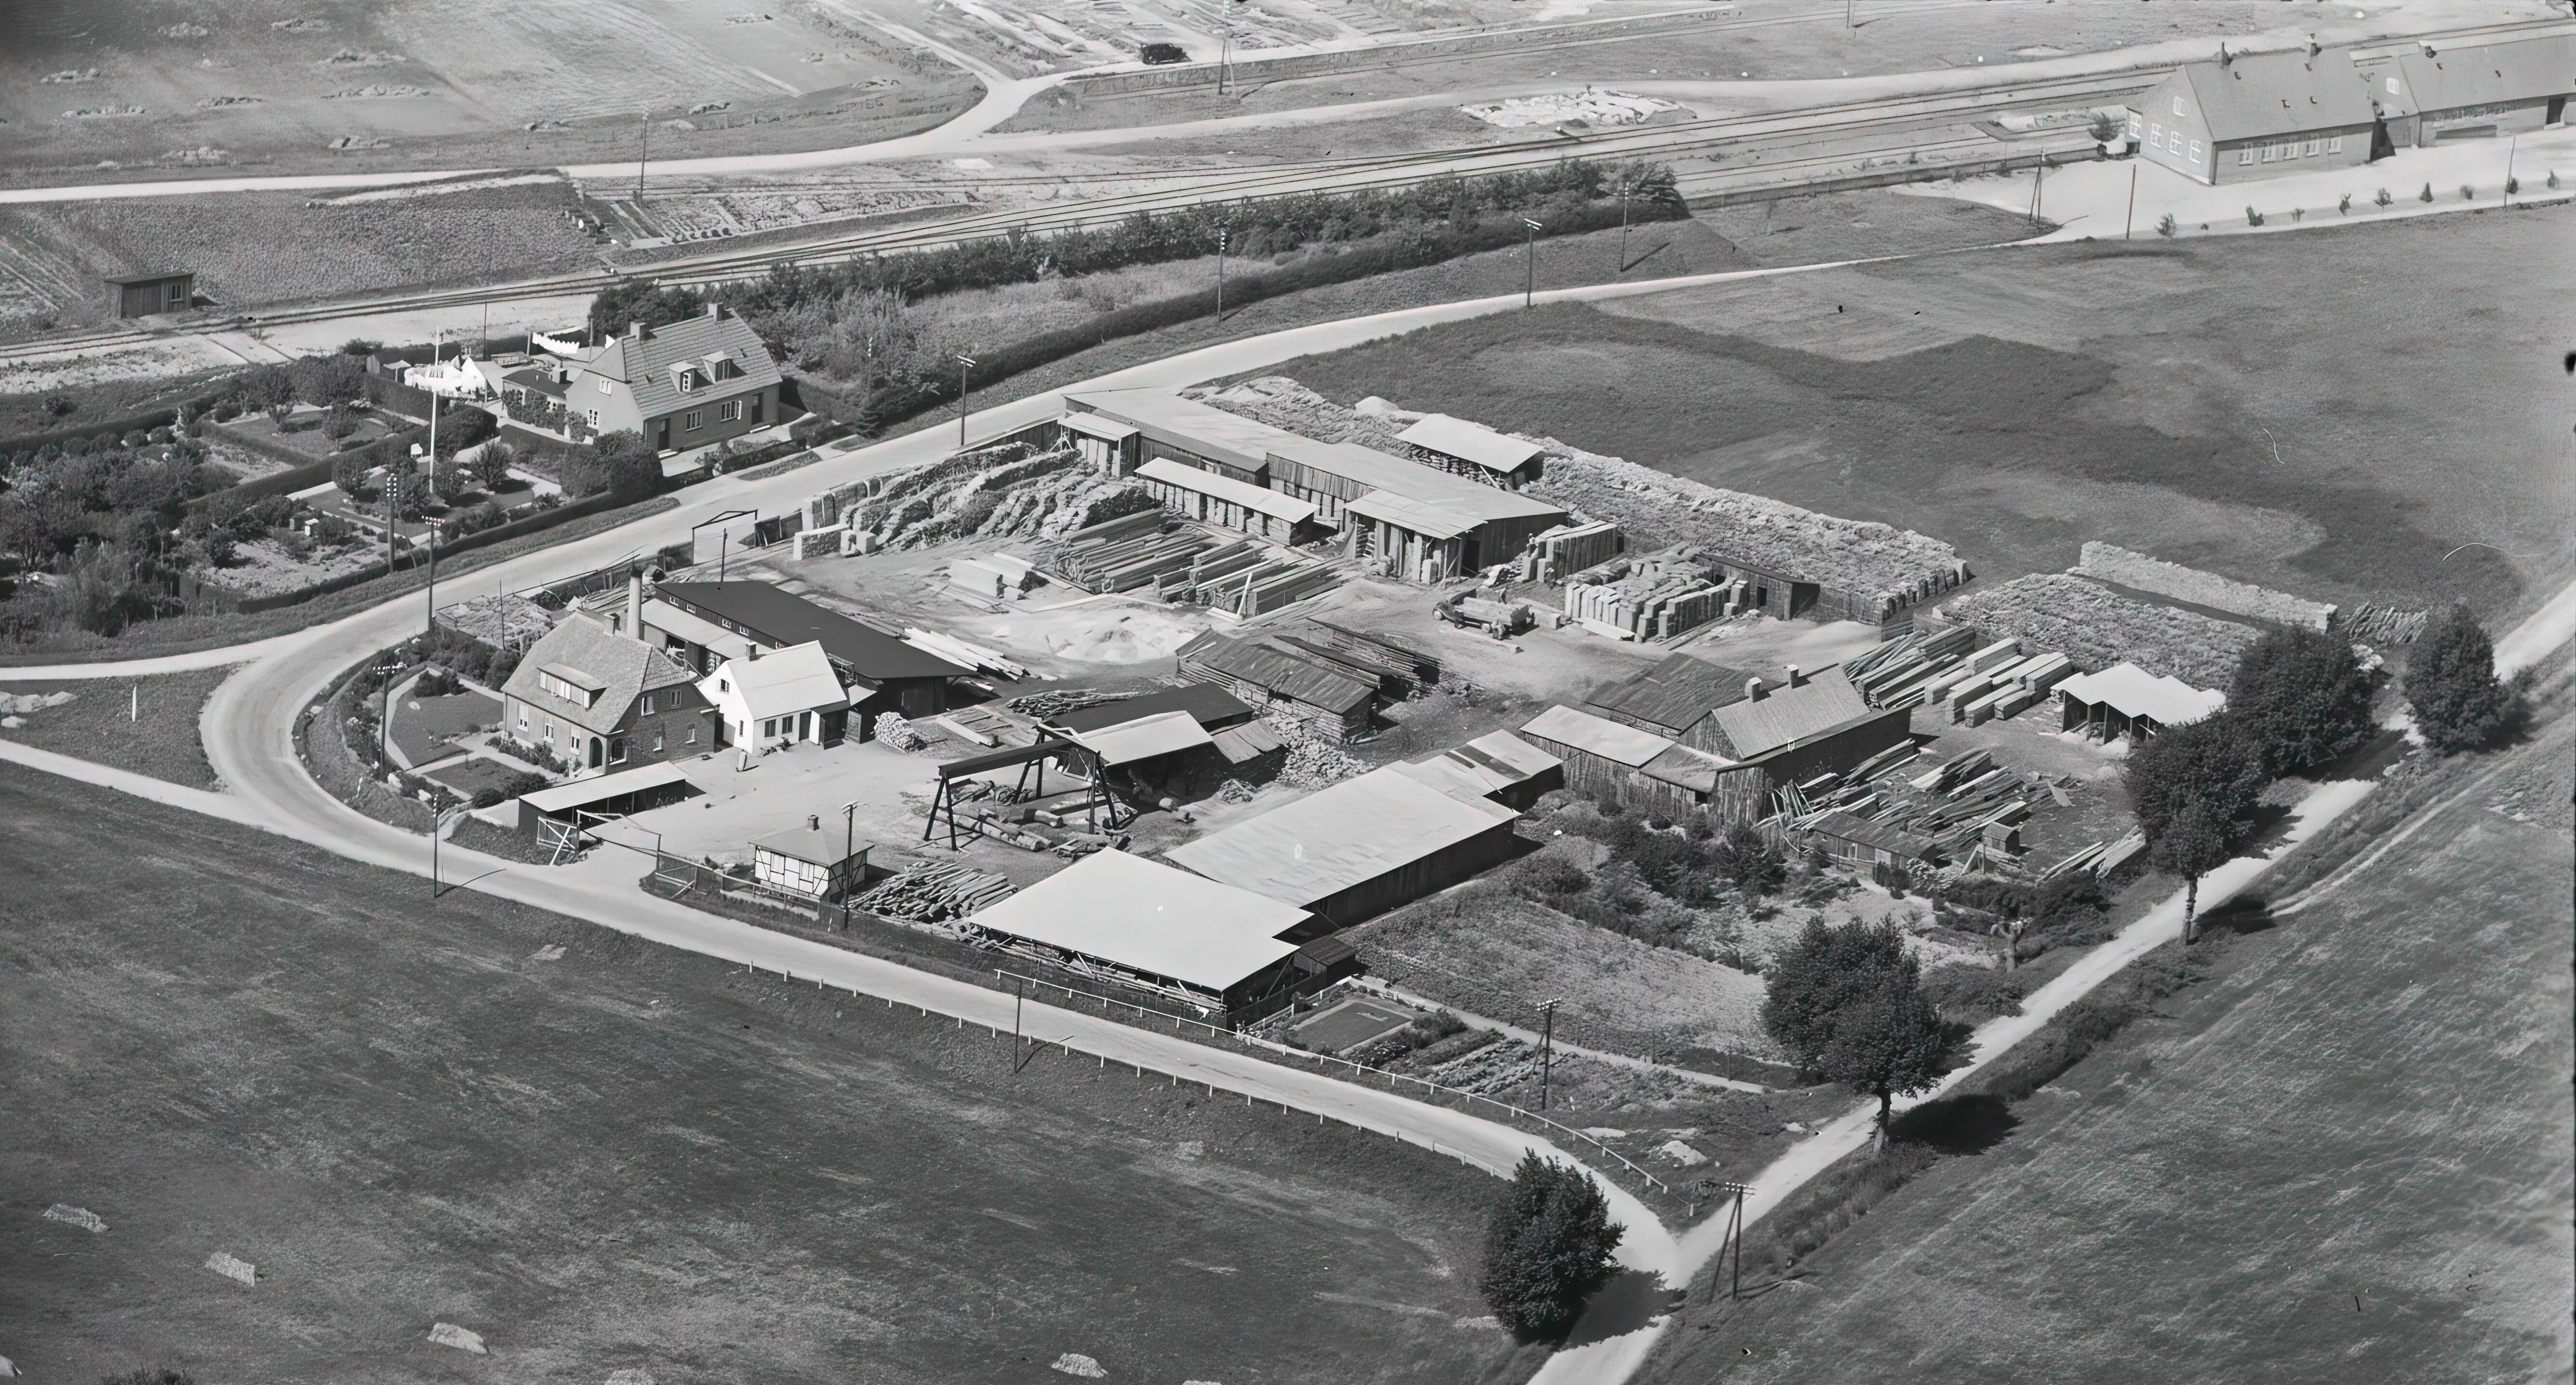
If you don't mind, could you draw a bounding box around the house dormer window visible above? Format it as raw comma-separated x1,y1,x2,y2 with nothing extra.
535,665,605,708
677,368,698,393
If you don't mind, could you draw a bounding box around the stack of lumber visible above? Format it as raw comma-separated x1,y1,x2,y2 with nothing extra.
1046,515,1340,614
904,627,1029,680
1008,688,1124,720
856,862,1016,922
1939,574,2258,689
1295,619,1441,693
1520,520,1622,582
1560,549,1738,641
1843,626,1981,707
2338,603,2428,646
1843,627,2080,724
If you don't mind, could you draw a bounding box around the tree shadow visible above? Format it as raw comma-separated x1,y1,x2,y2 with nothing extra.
1888,1093,2019,1154
1558,1267,1674,1348
2197,893,2276,938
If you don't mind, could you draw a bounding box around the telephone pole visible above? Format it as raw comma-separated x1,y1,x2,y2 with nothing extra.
1215,226,1228,321
1521,217,1544,308
636,111,648,203
1535,997,1563,1110
955,353,977,448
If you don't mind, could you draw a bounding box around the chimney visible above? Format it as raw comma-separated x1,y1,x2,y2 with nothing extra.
1785,663,1806,688
625,574,642,638
706,302,722,320
1745,677,1768,702
627,320,646,341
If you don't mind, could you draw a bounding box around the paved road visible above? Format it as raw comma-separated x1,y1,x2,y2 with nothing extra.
6,253,2569,1382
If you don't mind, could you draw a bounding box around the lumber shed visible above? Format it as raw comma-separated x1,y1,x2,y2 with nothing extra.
1163,765,1522,928
2057,663,2225,742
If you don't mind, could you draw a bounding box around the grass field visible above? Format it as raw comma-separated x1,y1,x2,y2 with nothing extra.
1264,202,2575,626
0,760,1540,1385
0,667,230,787
1643,708,2575,1384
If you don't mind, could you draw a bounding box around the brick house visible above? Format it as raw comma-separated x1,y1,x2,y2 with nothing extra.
2125,48,2378,186
538,305,782,455
499,613,716,774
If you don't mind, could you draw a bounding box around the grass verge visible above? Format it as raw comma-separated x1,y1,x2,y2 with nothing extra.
0,666,228,787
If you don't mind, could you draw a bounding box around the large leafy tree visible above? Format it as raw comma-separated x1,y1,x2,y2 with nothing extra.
2406,604,2517,753
1763,920,1959,1153
2124,715,2268,942
1478,1153,1624,1342
2227,625,2377,775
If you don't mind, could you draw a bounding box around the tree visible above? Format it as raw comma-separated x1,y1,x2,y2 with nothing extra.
2227,626,2377,775
1762,920,1959,1153
2407,604,2517,753
472,440,520,492
1477,1153,1623,1341
2124,716,2266,942
562,430,660,503
331,450,368,498
1711,823,1785,895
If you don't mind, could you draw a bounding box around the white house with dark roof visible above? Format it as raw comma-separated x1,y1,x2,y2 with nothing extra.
561,305,782,455
500,614,716,774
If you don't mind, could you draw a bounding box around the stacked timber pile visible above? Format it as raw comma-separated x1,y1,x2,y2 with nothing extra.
1841,628,2078,724
856,862,1016,923
805,442,1139,552
1045,511,1340,615
1778,745,2075,870
1561,548,1733,641
1938,574,2257,690
1188,377,1413,452
2074,543,2335,630
2338,603,2428,646
1527,443,1966,623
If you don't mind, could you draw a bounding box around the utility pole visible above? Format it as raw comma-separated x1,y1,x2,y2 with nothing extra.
1215,226,1228,322
2029,160,2045,228
1720,1181,1752,1299
1535,996,1562,1111
637,110,648,203
1617,174,1632,273
1521,217,1543,308
955,353,978,448
2123,160,2139,240
840,799,859,928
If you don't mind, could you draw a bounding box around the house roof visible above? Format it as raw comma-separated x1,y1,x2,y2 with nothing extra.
1707,674,1872,759
1210,720,1285,764
969,849,1308,994
2385,33,2576,118
1641,744,1732,792
1136,457,1320,524
1397,414,1547,473
576,308,782,423
703,640,848,721
1519,704,1674,768
2170,48,2379,141
654,582,968,682
2057,662,2225,726
500,614,698,737
1584,653,1755,735
1069,709,1213,766
1048,684,1256,735
1180,633,1376,716
753,822,867,867
1162,766,1518,910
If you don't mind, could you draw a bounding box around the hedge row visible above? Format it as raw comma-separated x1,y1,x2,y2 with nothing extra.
813,196,1687,434
0,385,234,456
195,487,628,615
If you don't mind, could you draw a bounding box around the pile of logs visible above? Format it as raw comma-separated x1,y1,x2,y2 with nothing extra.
856,862,1017,923
1046,513,1340,615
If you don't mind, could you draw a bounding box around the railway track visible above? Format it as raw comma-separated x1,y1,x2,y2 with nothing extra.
0,15,2559,364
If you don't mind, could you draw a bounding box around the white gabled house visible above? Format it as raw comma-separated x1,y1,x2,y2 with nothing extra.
696,640,851,751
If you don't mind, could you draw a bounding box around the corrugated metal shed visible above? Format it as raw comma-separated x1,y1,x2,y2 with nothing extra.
970,849,1308,994
1163,766,1518,918
1397,414,1546,474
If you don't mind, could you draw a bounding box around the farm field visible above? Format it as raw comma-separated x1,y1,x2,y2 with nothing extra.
1266,201,2576,627
996,0,2411,133
0,760,1534,1385
1643,704,2576,1384
0,181,603,330
0,0,979,184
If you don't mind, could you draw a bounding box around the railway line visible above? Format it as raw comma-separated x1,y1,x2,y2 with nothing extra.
0,14,2559,366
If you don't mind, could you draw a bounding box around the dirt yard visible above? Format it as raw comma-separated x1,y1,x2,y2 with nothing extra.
1266,202,2575,628
0,667,230,788
1643,709,2576,1385
0,760,1536,1385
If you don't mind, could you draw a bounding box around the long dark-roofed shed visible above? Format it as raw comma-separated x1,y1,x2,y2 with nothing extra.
650,580,968,734
1046,683,1256,735
1177,630,1376,741
1583,652,1757,751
